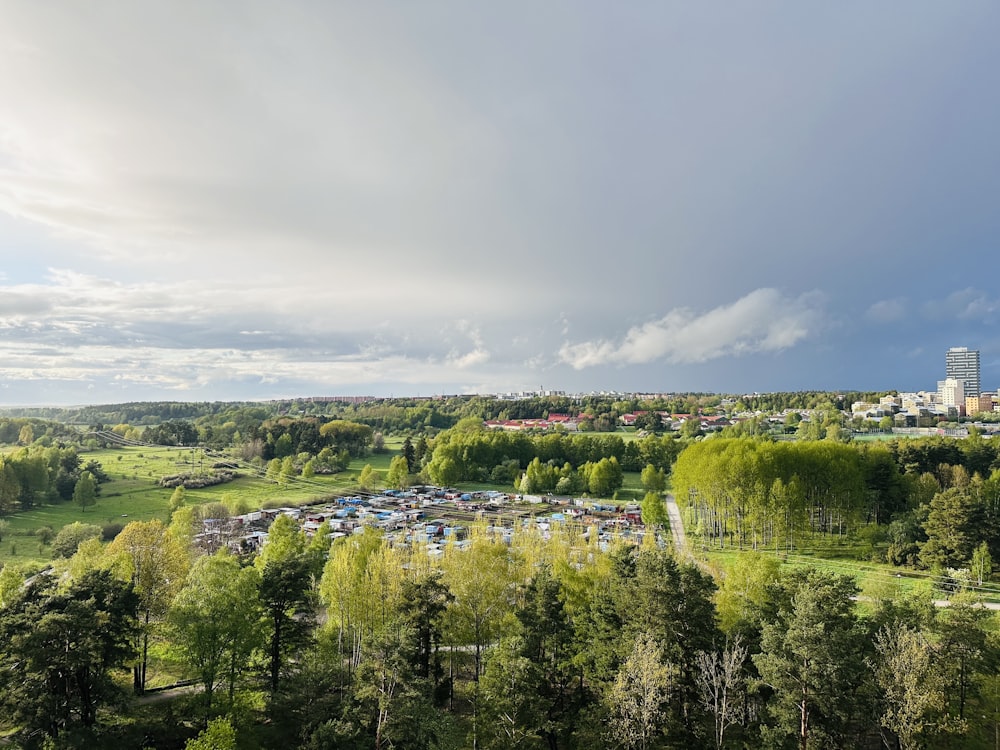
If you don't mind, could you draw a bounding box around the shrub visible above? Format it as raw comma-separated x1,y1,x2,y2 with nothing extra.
159,470,238,489
34,526,55,545
51,522,103,558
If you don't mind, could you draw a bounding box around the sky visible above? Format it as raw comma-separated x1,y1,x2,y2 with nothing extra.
1,2,1000,406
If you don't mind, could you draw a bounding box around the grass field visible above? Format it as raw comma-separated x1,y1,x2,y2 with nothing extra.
691,533,1000,606
0,444,402,567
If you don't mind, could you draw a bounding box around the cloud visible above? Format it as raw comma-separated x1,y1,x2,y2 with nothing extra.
558,289,825,369
866,298,907,323
922,288,1000,323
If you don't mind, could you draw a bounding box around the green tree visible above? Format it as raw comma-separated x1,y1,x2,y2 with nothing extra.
513,565,583,749
358,463,378,491
302,459,316,479
74,469,98,512
397,571,452,689
640,463,667,493
185,716,238,750
640,491,668,529
935,597,994,720
442,531,517,680
0,564,24,608
402,437,417,473
480,636,544,749
51,521,103,558
0,569,139,739
607,632,674,750
260,555,317,695
0,459,19,516
105,519,190,694
871,623,953,750
255,513,306,571
386,455,410,490
971,541,993,586
168,551,263,716
169,485,187,515
754,569,867,749
921,487,982,569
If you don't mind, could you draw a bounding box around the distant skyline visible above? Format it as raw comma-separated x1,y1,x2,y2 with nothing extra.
2,3,1000,406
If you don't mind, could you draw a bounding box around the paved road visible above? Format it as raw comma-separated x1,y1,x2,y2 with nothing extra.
664,493,690,559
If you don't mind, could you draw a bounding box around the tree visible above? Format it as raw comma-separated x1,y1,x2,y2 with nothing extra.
0,564,24,608
17,424,33,446
971,541,993,587
386,455,410,490
169,485,187,515
105,519,190,694
921,487,983,569
74,469,98,512
255,513,305,571
0,460,19,516
302,459,316,479
870,623,953,750
441,532,517,681
0,569,139,739
480,636,544,749
168,551,263,716
402,437,417,473
260,555,317,695
935,597,994,720
607,632,675,750
513,565,582,750
695,635,749,750
640,492,668,529
346,629,437,750
185,717,238,750
640,463,667,493
51,521,103,558
358,463,378,491
397,572,452,688
753,570,867,750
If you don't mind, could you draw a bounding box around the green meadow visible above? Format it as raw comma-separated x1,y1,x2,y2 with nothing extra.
0,444,404,567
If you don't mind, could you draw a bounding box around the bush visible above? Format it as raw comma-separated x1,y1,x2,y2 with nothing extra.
51,522,103,558
35,526,55,545
102,523,124,541
159,470,238,489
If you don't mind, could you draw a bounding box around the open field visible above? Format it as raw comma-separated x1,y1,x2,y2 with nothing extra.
0,445,389,566
693,535,1000,606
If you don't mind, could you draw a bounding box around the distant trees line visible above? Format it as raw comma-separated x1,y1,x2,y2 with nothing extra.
0,446,109,516
421,423,681,490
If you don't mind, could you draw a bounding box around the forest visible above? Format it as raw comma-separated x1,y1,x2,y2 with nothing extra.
4,510,997,750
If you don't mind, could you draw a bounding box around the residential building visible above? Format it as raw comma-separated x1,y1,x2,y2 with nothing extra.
938,378,965,410
946,346,981,397
966,393,996,416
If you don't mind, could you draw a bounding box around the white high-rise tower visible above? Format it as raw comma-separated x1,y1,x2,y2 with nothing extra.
946,347,980,397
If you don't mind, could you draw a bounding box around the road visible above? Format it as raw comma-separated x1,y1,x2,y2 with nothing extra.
664,493,690,559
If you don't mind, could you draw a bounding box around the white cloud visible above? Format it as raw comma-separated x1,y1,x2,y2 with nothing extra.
559,289,825,369
866,298,907,323
922,288,999,323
